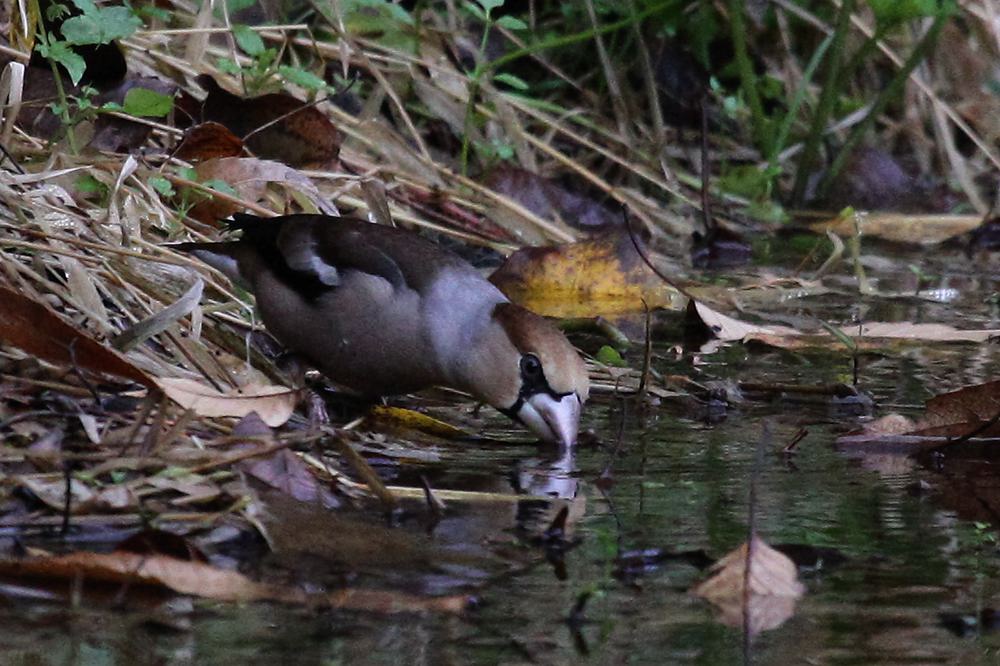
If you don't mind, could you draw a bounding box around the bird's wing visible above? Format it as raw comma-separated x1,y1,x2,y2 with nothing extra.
232,213,463,295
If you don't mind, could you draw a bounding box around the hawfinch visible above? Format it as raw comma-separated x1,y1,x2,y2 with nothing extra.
175,214,589,446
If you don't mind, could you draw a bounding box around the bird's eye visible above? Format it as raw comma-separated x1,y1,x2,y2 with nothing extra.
520,353,542,379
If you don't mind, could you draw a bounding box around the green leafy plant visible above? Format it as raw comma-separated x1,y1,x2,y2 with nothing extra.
37,0,140,85
459,0,530,172
701,0,957,210
34,0,143,150
790,0,957,203
220,24,334,96
100,88,176,118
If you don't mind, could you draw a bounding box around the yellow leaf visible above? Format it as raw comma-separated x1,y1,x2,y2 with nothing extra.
489,230,685,318
365,405,467,439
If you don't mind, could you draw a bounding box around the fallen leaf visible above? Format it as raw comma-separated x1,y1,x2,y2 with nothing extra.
489,230,685,318
112,277,203,352
231,413,340,508
692,535,805,635
925,380,1000,426
0,550,285,602
197,75,340,167
0,284,154,388
838,380,1000,451
690,300,798,342
60,256,112,333
0,550,470,613
691,301,1000,348
849,322,1000,343
155,377,297,427
17,476,95,512
365,405,467,439
810,211,983,245
187,156,334,222
174,121,245,161
17,476,137,513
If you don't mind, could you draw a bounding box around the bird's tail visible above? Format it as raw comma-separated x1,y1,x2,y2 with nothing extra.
168,241,247,286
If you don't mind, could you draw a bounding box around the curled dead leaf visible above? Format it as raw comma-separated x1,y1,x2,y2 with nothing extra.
0,550,287,602
838,380,1000,451
691,300,1000,348
231,412,340,508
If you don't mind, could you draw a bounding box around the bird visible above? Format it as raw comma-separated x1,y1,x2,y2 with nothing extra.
173,213,589,446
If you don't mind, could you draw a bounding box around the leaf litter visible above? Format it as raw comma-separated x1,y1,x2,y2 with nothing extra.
0,0,997,634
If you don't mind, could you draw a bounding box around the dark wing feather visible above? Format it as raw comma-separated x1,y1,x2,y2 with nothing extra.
229,214,466,297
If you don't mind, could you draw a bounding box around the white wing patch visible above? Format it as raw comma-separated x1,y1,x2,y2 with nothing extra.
277,226,341,286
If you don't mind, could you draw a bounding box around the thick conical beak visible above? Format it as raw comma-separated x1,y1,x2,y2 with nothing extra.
517,393,581,447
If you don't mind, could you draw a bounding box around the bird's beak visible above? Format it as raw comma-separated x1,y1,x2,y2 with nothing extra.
517,393,581,447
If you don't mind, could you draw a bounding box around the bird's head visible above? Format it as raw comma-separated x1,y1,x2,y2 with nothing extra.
459,303,589,447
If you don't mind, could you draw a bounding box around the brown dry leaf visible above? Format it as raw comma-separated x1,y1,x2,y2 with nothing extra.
743,323,1000,349
0,284,155,388
365,405,467,439
17,477,96,512
809,212,983,245
849,322,1000,343
16,477,137,513
690,300,799,342
187,156,332,222
925,380,1000,427
175,121,245,161
489,230,685,318
60,256,112,333
0,550,470,613
839,380,1000,451
692,535,805,635
197,75,340,167
692,301,1000,347
155,377,297,427
0,550,289,602
231,412,339,509
243,449,338,507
